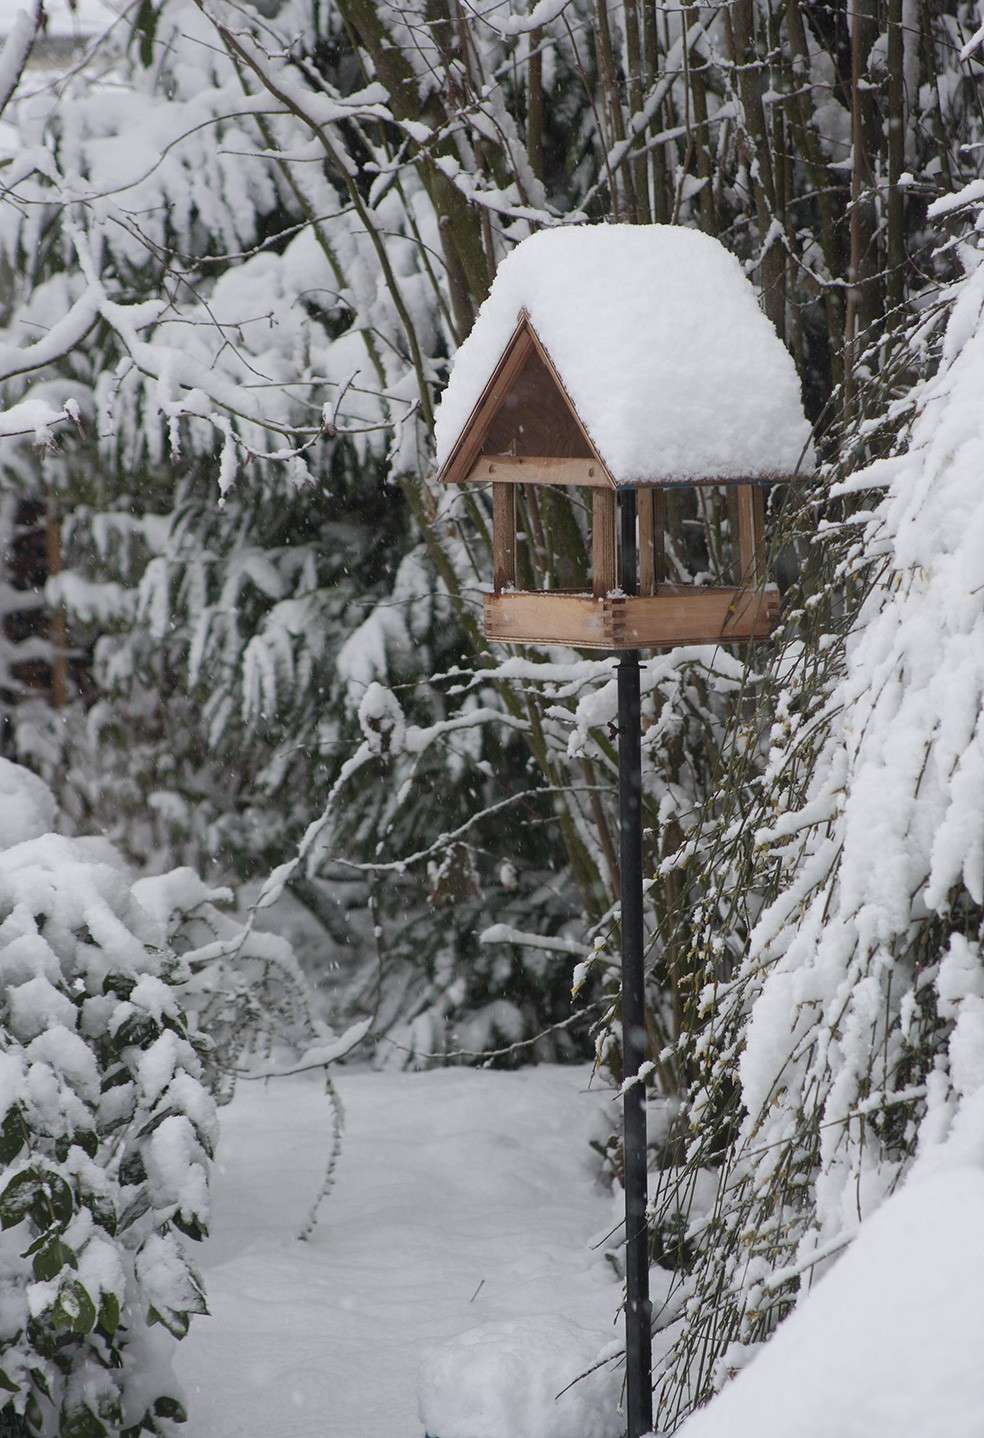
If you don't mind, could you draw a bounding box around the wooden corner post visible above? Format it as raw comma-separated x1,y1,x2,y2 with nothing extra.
592,489,617,597
492,482,516,593
737,483,766,588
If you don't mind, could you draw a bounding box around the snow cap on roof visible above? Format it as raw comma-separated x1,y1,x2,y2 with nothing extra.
435,224,813,486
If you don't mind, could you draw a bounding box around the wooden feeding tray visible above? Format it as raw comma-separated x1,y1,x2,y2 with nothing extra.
484,583,780,651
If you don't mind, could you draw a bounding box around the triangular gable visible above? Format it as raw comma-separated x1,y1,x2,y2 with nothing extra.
438,313,616,490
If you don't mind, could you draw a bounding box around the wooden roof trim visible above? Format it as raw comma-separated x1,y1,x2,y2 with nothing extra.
437,311,617,490
614,473,801,490
466,455,610,488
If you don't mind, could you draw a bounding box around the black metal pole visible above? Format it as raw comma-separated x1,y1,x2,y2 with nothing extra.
617,487,653,1438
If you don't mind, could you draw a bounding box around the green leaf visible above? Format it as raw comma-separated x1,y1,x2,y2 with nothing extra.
52,1281,98,1336
102,972,135,1000
81,1189,118,1237
29,1367,51,1400
32,1238,77,1283
116,1190,151,1233
74,1130,99,1160
119,1150,147,1187
147,1304,189,1340
152,1395,187,1422
113,1012,159,1051
132,0,158,70
56,1130,102,1163
62,1404,109,1438
100,1063,133,1093
0,1106,26,1165
25,1391,43,1434
135,1106,179,1141
46,1174,75,1227
98,1291,120,1337
172,1210,207,1242
10,1170,76,1230
0,1168,47,1231
0,1369,19,1394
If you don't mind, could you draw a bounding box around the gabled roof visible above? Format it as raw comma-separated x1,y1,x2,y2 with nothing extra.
435,225,813,488
439,312,616,489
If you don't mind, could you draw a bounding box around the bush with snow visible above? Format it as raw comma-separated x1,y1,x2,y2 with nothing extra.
0,761,214,1437
656,194,984,1425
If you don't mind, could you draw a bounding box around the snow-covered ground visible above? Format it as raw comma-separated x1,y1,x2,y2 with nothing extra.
174,1065,626,1438
679,1167,984,1438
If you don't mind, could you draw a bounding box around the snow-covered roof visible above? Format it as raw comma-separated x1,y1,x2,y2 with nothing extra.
435,225,812,487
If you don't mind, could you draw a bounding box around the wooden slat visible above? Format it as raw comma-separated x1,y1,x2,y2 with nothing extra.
484,592,610,646
638,488,654,595
617,585,779,648
466,455,611,488
492,482,516,594
653,489,668,584
592,490,617,597
639,489,668,592
483,586,780,651
737,483,767,587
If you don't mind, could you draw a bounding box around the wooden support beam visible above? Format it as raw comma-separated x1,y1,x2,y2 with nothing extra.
492,482,516,593
639,488,669,593
592,489,617,597
467,455,612,488
653,490,668,584
638,489,654,595
737,483,767,587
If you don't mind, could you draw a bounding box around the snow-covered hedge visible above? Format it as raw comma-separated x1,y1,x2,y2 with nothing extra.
0,758,214,1437
658,196,984,1425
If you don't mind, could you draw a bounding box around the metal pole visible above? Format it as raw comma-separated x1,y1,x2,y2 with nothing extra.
617,487,653,1438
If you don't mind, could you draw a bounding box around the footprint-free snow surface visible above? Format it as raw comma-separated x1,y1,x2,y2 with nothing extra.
174,1064,624,1438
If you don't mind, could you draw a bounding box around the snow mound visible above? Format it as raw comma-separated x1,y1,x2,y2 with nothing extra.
678,1167,984,1438
0,756,57,847
435,225,812,485
419,1316,621,1438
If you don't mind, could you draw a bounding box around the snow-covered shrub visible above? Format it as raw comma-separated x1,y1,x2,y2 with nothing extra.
132,864,337,1098
655,192,984,1425
0,759,213,1437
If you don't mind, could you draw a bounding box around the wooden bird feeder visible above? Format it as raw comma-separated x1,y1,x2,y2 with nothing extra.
434,227,812,651
438,310,787,650
434,225,811,1438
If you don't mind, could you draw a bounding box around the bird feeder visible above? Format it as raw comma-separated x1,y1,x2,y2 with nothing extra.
435,225,811,650
433,224,811,1438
